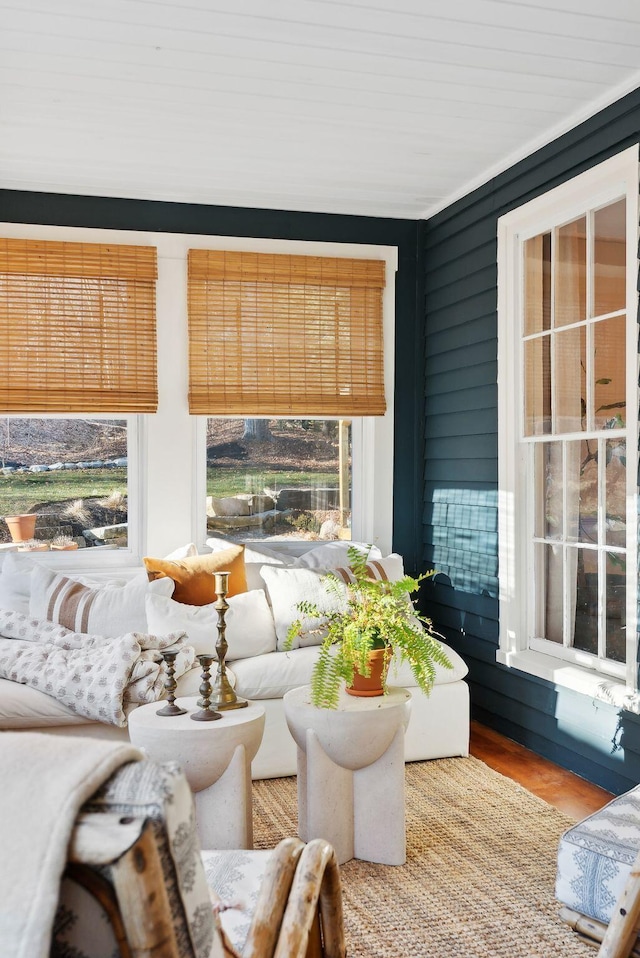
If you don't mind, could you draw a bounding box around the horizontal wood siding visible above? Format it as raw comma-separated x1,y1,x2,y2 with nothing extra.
423,85,640,794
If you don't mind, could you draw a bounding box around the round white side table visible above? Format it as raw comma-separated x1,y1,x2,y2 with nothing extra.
283,685,411,865
128,697,265,850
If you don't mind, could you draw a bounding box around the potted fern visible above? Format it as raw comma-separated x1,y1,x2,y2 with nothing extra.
286,545,453,708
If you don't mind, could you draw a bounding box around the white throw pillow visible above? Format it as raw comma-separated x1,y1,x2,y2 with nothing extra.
208,537,302,591
0,552,38,614
145,589,277,659
260,565,348,650
162,542,198,560
29,565,173,636
260,555,406,651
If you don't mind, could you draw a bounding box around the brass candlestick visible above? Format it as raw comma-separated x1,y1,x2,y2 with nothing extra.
191,653,222,722
156,649,187,716
209,571,247,710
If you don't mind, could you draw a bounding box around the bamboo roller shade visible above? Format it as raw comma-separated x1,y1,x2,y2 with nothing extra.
188,250,387,416
0,239,158,413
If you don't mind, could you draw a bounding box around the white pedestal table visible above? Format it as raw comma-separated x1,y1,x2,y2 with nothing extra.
283,685,411,865
128,697,265,849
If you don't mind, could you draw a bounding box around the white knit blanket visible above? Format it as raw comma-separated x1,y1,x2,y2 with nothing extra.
0,732,143,958
0,609,196,726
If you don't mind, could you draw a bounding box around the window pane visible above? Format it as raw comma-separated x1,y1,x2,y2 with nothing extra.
524,336,550,436
573,547,598,655
605,438,626,547
206,418,351,542
543,542,563,643
605,553,626,664
0,418,128,549
524,233,551,336
540,441,562,540
594,316,626,429
594,199,626,317
554,326,586,433
565,439,597,545
554,217,586,328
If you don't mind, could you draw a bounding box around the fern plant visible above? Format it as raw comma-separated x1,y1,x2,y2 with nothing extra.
286,545,453,708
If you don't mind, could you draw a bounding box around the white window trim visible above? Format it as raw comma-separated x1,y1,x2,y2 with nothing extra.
0,223,397,567
496,146,640,713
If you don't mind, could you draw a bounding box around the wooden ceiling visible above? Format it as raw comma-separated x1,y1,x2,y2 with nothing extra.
2,0,640,219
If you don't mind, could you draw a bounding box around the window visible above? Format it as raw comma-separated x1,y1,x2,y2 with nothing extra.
188,248,393,551
0,237,155,558
0,416,134,552
497,147,640,710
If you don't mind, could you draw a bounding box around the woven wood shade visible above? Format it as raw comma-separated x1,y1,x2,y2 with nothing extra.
188,250,386,416
0,239,158,413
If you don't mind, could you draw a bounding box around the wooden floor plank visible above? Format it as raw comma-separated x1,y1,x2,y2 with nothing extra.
469,721,614,820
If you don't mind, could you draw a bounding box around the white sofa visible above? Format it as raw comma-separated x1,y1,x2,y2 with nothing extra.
0,541,470,779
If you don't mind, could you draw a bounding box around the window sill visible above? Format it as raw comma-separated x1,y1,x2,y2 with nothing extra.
496,648,640,714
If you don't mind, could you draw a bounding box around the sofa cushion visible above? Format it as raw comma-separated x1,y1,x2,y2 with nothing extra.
260,555,406,650
0,676,90,727
296,541,382,569
229,639,467,700
29,566,173,636
388,643,468,685
145,588,277,659
143,545,247,605
230,647,323,699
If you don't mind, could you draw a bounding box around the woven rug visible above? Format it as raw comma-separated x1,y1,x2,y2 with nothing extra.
251,755,594,958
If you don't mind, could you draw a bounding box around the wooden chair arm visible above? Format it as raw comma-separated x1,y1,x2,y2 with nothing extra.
243,837,305,958
274,839,346,958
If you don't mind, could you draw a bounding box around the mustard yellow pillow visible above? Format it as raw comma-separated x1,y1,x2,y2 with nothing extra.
143,545,247,606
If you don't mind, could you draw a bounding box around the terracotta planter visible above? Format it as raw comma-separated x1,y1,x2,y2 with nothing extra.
17,541,49,552
51,542,79,551
4,513,37,543
346,647,391,698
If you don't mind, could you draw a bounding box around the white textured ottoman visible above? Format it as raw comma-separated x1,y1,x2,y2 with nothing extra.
556,784,640,945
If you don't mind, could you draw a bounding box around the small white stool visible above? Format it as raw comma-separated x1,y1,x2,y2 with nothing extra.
128,697,265,849
283,685,411,865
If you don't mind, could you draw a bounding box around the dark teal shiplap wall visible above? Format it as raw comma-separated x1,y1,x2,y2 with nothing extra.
422,87,640,795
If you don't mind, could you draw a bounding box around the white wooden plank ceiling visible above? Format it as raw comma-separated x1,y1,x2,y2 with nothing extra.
2,0,640,219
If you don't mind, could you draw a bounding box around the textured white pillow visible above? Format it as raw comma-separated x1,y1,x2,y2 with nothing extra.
209,538,301,591
260,555,406,651
29,565,173,636
260,565,348,650
145,589,277,659
0,552,39,614
162,542,198,560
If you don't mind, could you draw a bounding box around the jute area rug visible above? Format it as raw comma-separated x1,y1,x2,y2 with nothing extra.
251,755,594,958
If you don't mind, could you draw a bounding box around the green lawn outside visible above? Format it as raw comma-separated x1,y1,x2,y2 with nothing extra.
0,466,339,516
0,468,127,516
206,467,339,498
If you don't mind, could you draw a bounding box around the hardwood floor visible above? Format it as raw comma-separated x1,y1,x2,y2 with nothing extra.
469,720,614,820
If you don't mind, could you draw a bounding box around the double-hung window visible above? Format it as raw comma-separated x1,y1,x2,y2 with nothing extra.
497,147,640,709
187,249,393,551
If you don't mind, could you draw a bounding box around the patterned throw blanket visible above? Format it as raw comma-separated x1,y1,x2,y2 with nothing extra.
0,609,196,726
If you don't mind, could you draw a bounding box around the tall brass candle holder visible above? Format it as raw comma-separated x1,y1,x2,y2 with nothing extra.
209,571,248,710
191,653,222,722
156,649,187,716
